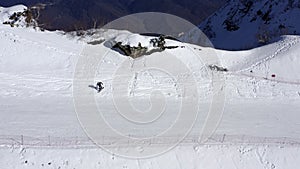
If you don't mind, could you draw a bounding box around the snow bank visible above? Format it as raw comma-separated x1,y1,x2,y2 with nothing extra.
0,25,82,77
1,145,300,169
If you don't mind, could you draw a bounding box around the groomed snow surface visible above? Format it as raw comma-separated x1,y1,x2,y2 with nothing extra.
1,5,300,169
2,145,300,169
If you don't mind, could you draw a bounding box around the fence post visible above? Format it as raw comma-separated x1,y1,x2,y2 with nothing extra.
21,135,24,145
242,135,245,144
48,136,51,146
221,134,226,143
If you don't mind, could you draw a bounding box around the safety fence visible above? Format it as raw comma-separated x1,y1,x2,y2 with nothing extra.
1,134,300,148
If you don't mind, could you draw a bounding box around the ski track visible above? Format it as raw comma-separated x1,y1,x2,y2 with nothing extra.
228,72,300,86
0,73,73,97
0,29,81,57
225,36,300,86
0,144,299,169
237,36,300,73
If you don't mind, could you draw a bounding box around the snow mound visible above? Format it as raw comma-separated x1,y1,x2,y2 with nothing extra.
0,23,82,77
114,33,152,47
112,33,180,48
218,35,300,83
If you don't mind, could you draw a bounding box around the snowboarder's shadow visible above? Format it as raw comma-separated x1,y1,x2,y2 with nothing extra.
88,85,98,90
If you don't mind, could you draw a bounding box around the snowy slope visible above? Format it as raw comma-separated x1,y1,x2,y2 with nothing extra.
2,145,300,169
199,0,300,50
1,6,300,169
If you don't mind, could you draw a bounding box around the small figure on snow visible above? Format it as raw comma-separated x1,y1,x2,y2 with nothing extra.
88,81,104,93
96,82,104,93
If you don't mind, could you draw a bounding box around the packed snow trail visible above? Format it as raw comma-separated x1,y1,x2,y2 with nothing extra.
0,22,299,141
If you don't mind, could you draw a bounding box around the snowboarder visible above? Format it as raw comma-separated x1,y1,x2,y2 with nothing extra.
96,82,104,93
88,81,104,93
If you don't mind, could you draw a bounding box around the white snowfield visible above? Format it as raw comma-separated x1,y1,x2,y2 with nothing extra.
1,5,300,169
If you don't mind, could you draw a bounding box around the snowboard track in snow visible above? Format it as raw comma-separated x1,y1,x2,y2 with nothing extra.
229,72,300,86
237,36,300,73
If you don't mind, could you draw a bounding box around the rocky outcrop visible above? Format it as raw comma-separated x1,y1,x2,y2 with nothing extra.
208,65,228,72
112,36,179,59
3,7,39,28
113,42,149,59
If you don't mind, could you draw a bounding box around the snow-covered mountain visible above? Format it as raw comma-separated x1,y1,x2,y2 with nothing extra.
199,0,300,50
0,0,226,31
0,4,38,28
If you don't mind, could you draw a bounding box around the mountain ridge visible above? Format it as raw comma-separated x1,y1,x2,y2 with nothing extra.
0,0,226,31
199,0,300,50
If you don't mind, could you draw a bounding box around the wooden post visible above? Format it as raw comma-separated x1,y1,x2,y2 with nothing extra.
21,135,24,145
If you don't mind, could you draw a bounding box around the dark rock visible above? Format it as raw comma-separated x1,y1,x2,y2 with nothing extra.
112,42,148,59
87,39,105,45
208,65,228,72
112,35,179,59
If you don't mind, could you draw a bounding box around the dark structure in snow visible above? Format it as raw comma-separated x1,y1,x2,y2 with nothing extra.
112,36,179,59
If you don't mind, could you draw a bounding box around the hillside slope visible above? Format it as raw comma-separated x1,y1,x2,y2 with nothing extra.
0,4,300,138
0,0,226,31
199,0,300,50
1,5,300,169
